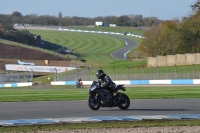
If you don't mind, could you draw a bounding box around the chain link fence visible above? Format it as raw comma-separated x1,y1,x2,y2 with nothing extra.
56,65,200,81
0,71,33,83
1,65,199,83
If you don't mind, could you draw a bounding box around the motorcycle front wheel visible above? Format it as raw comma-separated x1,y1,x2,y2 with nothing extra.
118,93,130,110
88,94,100,110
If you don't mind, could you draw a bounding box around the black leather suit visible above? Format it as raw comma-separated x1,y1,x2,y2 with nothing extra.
98,75,115,91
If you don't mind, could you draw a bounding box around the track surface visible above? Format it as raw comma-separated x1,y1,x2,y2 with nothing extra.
0,99,199,120
110,35,139,60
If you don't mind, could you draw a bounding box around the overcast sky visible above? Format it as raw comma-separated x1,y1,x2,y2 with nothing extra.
1,0,197,20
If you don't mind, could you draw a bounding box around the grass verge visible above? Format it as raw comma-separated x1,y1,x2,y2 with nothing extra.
1,86,200,102
29,30,126,66
65,25,145,35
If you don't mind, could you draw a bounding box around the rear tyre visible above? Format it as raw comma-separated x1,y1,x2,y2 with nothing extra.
118,93,130,110
88,94,100,110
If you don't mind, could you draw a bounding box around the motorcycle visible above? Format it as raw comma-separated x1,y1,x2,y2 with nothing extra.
88,81,130,110
76,81,83,88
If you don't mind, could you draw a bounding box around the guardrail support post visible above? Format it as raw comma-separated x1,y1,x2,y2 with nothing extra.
88,66,90,81
113,67,115,80
127,66,130,80
157,65,160,79
193,64,195,79
174,64,177,79
142,66,145,79
55,68,57,81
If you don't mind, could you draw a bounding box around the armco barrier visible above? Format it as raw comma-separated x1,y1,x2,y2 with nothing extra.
0,82,32,88
58,28,144,38
51,79,200,86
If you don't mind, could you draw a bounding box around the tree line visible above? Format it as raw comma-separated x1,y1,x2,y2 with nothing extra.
0,11,163,50
138,0,200,57
0,11,162,27
1,4,198,59
0,27,36,46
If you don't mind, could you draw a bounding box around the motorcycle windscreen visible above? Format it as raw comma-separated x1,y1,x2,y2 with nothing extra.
115,85,125,91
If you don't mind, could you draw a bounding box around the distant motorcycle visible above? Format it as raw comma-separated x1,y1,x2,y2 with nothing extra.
76,81,83,88
88,81,130,110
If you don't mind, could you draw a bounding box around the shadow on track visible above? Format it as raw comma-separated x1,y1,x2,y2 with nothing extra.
99,108,192,111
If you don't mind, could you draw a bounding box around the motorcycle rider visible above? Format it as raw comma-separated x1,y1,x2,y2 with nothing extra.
78,78,82,83
77,78,83,87
96,70,118,95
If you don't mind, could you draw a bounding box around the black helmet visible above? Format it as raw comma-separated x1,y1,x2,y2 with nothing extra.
78,78,81,81
96,70,105,79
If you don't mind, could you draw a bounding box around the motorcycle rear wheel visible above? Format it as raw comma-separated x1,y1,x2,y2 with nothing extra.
117,93,130,110
88,94,100,110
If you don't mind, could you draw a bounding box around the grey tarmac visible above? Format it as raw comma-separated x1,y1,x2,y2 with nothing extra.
0,99,199,120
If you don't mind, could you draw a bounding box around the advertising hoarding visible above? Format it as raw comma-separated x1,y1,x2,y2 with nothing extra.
5,64,77,73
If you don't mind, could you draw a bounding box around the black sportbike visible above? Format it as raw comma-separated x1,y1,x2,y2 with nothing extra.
88,81,130,110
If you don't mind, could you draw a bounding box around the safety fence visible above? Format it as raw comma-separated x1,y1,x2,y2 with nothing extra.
1,65,200,84
14,24,144,38
57,72,200,81
56,65,200,81
58,28,144,38
0,71,33,83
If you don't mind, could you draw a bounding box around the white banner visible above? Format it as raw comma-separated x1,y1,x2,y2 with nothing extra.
5,64,77,73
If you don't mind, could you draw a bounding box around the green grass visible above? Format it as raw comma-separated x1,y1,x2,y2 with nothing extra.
1,86,200,102
28,29,147,76
65,25,145,35
103,59,147,68
92,59,147,75
0,119,200,132
125,36,143,58
29,30,127,66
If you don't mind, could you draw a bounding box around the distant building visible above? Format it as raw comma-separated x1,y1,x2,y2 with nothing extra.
95,21,103,26
109,24,117,27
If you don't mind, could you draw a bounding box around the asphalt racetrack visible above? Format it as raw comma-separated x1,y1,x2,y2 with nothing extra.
110,35,139,60
0,99,199,120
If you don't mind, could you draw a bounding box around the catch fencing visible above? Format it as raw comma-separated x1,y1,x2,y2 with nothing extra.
56,65,200,81
0,71,33,83
2,65,200,83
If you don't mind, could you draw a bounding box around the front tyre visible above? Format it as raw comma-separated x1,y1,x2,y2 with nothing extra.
118,93,130,110
88,94,100,110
